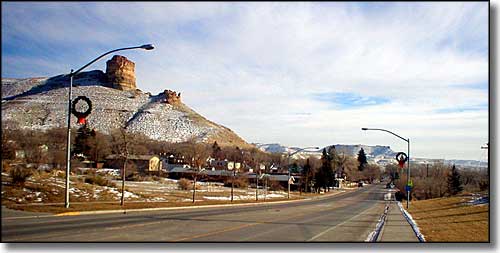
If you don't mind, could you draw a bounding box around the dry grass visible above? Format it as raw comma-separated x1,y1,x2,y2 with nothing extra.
3,195,304,214
2,170,346,215
405,196,489,242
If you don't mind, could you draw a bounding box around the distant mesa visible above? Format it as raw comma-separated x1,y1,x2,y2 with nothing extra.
106,55,136,91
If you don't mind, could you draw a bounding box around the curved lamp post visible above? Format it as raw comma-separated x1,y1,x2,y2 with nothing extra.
361,127,411,209
287,146,320,199
65,44,155,208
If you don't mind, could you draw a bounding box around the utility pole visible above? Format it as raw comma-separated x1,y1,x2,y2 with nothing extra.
231,169,235,202
287,147,319,199
255,171,259,201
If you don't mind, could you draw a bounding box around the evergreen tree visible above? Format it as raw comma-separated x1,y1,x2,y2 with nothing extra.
316,148,334,192
212,141,222,159
357,148,368,171
73,124,96,159
447,165,463,195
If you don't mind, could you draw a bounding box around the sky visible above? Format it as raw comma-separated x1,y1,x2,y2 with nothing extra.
1,2,489,161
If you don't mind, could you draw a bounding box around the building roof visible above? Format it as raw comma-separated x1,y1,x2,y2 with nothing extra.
106,154,159,160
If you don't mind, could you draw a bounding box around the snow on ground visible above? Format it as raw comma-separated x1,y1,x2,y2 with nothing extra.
98,186,140,199
464,194,489,206
96,168,120,177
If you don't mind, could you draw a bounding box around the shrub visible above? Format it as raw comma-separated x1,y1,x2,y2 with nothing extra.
233,177,248,188
126,172,145,181
269,180,284,191
178,178,192,190
85,173,116,187
10,166,33,186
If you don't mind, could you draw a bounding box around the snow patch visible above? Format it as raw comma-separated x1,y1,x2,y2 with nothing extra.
397,202,426,242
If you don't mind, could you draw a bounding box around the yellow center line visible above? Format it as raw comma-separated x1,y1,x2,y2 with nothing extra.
104,220,167,231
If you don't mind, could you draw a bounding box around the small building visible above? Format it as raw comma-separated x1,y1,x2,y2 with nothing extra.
105,154,161,175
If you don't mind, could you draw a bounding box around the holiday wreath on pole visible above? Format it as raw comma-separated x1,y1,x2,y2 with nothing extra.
71,96,92,125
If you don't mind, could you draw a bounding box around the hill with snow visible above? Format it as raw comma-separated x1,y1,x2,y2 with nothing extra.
1,70,251,148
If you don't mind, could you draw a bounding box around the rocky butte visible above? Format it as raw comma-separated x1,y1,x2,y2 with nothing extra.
1,55,251,148
106,55,136,91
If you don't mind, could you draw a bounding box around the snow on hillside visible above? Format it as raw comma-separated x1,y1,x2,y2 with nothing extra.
1,72,249,147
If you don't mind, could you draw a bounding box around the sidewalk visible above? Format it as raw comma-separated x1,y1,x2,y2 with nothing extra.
378,201,419,242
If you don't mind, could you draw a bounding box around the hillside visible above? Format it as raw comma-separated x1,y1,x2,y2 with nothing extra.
255,143,396,160
1,69,251,148
404,195,488,242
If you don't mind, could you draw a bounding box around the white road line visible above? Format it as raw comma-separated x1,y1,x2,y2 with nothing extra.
307,204,380,241
2,215,55,220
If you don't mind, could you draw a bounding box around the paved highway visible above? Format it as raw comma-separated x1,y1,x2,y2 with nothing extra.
2,184,395,242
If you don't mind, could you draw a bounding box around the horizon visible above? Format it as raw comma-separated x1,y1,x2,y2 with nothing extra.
1,2,489,161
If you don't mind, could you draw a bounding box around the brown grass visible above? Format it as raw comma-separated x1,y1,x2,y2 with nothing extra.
404,196,489,242
3,195,304,214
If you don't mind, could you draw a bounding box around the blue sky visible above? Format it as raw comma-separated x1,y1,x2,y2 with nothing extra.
312,92,390,109
1,2,489,160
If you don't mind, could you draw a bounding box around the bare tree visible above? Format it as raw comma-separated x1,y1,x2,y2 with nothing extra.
110,128,131,206
177,139,210,202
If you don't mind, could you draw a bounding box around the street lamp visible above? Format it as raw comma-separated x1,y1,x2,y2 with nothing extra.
64,44,155,208
361,127,411,208
287,146,320,199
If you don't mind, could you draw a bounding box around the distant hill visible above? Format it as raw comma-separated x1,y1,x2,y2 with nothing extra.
254,143,396,160
2,69,251,148
254,143,488,168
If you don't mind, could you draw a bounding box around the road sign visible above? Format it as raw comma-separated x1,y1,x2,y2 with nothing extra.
405,185,412,192
288,176,295,184
407,180,413,187
259,164,265,170
228,162,234,170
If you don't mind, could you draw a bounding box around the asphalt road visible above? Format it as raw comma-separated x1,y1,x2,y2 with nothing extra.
2,184,393,242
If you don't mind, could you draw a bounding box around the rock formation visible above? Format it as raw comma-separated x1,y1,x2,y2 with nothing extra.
106,55,136,91
162,90,181,105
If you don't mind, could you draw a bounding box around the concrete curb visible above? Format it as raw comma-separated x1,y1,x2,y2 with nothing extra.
367,202,389,242
54,190,354,217
397,202,426,242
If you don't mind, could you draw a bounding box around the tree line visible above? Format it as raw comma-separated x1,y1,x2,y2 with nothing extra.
2,126,383,192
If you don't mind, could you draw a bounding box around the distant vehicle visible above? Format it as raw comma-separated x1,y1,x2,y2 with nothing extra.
358,182,364,187
385,182,395,189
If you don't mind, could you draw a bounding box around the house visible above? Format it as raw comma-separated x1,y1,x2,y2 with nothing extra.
105,154,162,175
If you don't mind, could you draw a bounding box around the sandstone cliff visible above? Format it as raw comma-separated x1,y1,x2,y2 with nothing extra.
106,55,136,91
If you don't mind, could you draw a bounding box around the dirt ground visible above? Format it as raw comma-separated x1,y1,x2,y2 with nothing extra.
404,195,489,242
1,170,345,214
